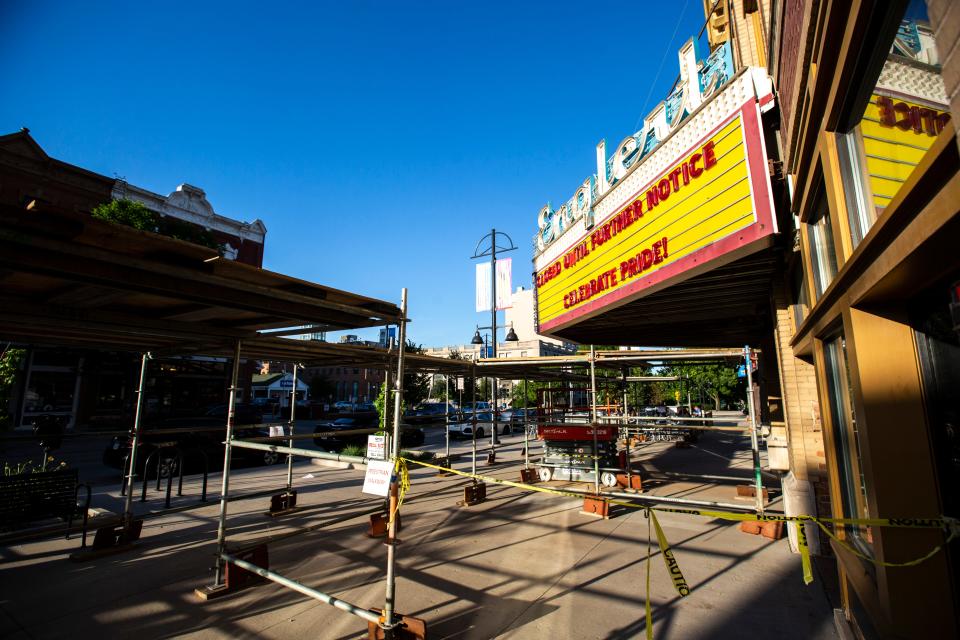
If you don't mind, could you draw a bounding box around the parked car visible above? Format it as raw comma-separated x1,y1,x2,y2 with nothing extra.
509,408,538,425
447,412,512,439
459,401,491,415
404,402,454,425
102,404,277,476
312,417,424,451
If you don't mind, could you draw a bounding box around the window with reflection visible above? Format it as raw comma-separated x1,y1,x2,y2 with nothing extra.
806,193,838,300
835,0,951,247
823,335,873,555
790,264,809,331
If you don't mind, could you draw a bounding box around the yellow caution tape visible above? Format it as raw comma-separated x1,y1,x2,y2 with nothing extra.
399,456,957,640
387,458,410,527
398,458,957,580
650,510,690,597
797,518,813,585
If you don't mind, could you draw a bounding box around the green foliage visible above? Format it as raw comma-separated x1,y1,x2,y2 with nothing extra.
447,350,477,399
91,198,157,231
0,347,26,431
340,444,366,458
402,340,430,408
375,340,430,429
428,377,448,401
0,347,25,389
663,364,739,410
159,216,219,250
509,379,550,409
4,457,68,476
92,199,220,251
374,382,397,431
576,344,622,353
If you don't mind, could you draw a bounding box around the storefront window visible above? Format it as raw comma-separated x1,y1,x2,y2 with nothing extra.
790,266,809,330
835,1,950,248
807,197,838,299
823,335,873,554
20,350,81,427
23,371,76,414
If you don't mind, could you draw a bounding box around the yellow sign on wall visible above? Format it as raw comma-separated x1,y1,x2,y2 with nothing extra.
536,114,760,330
860,93,950,210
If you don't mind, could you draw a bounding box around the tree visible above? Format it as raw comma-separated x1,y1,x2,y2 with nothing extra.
402,340,430,408
0,347,26,430
92,199,221,251
375,340,430,429
446,350,477,402
509,379,549,409
429,377,451,402
664,364,739,410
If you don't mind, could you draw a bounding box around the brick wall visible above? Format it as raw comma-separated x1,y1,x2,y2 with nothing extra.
771,277,833,549
927,0,960,154
776,0,819,171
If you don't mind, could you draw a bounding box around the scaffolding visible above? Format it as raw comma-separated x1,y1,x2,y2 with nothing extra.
1,205,773,637
467,347,769,513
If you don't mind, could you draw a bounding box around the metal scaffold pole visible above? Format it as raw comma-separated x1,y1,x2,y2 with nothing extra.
490,227,499,451
471,365,477,476
383,289,408,638
590,345,599,496
523,378,529,469
744,345,764,514
383,366,391,454
123,352,151,531
286,363,298,493
445,375,450,459
623,368,632,492
213,339,242,587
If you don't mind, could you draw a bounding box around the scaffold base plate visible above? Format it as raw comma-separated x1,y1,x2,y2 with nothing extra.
367,609,427,639
194,584,232,601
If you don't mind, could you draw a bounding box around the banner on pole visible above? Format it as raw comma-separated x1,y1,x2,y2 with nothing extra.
476,262,492,312
496,258,512,310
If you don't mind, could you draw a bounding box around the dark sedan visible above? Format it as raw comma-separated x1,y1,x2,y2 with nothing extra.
312,417,424,452
102,404,278,475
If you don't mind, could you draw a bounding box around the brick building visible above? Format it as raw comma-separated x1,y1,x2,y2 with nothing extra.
0,130,266,429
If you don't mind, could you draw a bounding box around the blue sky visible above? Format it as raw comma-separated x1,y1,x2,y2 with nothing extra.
0,1,704,347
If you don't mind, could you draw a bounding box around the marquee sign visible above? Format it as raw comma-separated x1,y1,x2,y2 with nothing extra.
533,41,776,335
535,40,735,255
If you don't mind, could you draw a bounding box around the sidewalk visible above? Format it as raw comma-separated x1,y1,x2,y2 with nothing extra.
0,430,839,639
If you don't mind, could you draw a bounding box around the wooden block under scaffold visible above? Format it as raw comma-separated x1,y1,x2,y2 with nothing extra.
367,610,427,639
367,512,402,538
616,473,642,491
736,484,769,503
461,482,486,506
581,495,611,519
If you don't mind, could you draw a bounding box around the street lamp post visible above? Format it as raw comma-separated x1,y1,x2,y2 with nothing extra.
470,228,518,450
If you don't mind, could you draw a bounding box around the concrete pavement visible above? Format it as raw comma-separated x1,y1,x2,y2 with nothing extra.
0,422,838,639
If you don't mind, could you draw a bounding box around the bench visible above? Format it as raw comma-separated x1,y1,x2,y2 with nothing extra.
0,468,91,544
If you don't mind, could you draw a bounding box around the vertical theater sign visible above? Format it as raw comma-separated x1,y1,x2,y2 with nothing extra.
533,40,777,335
